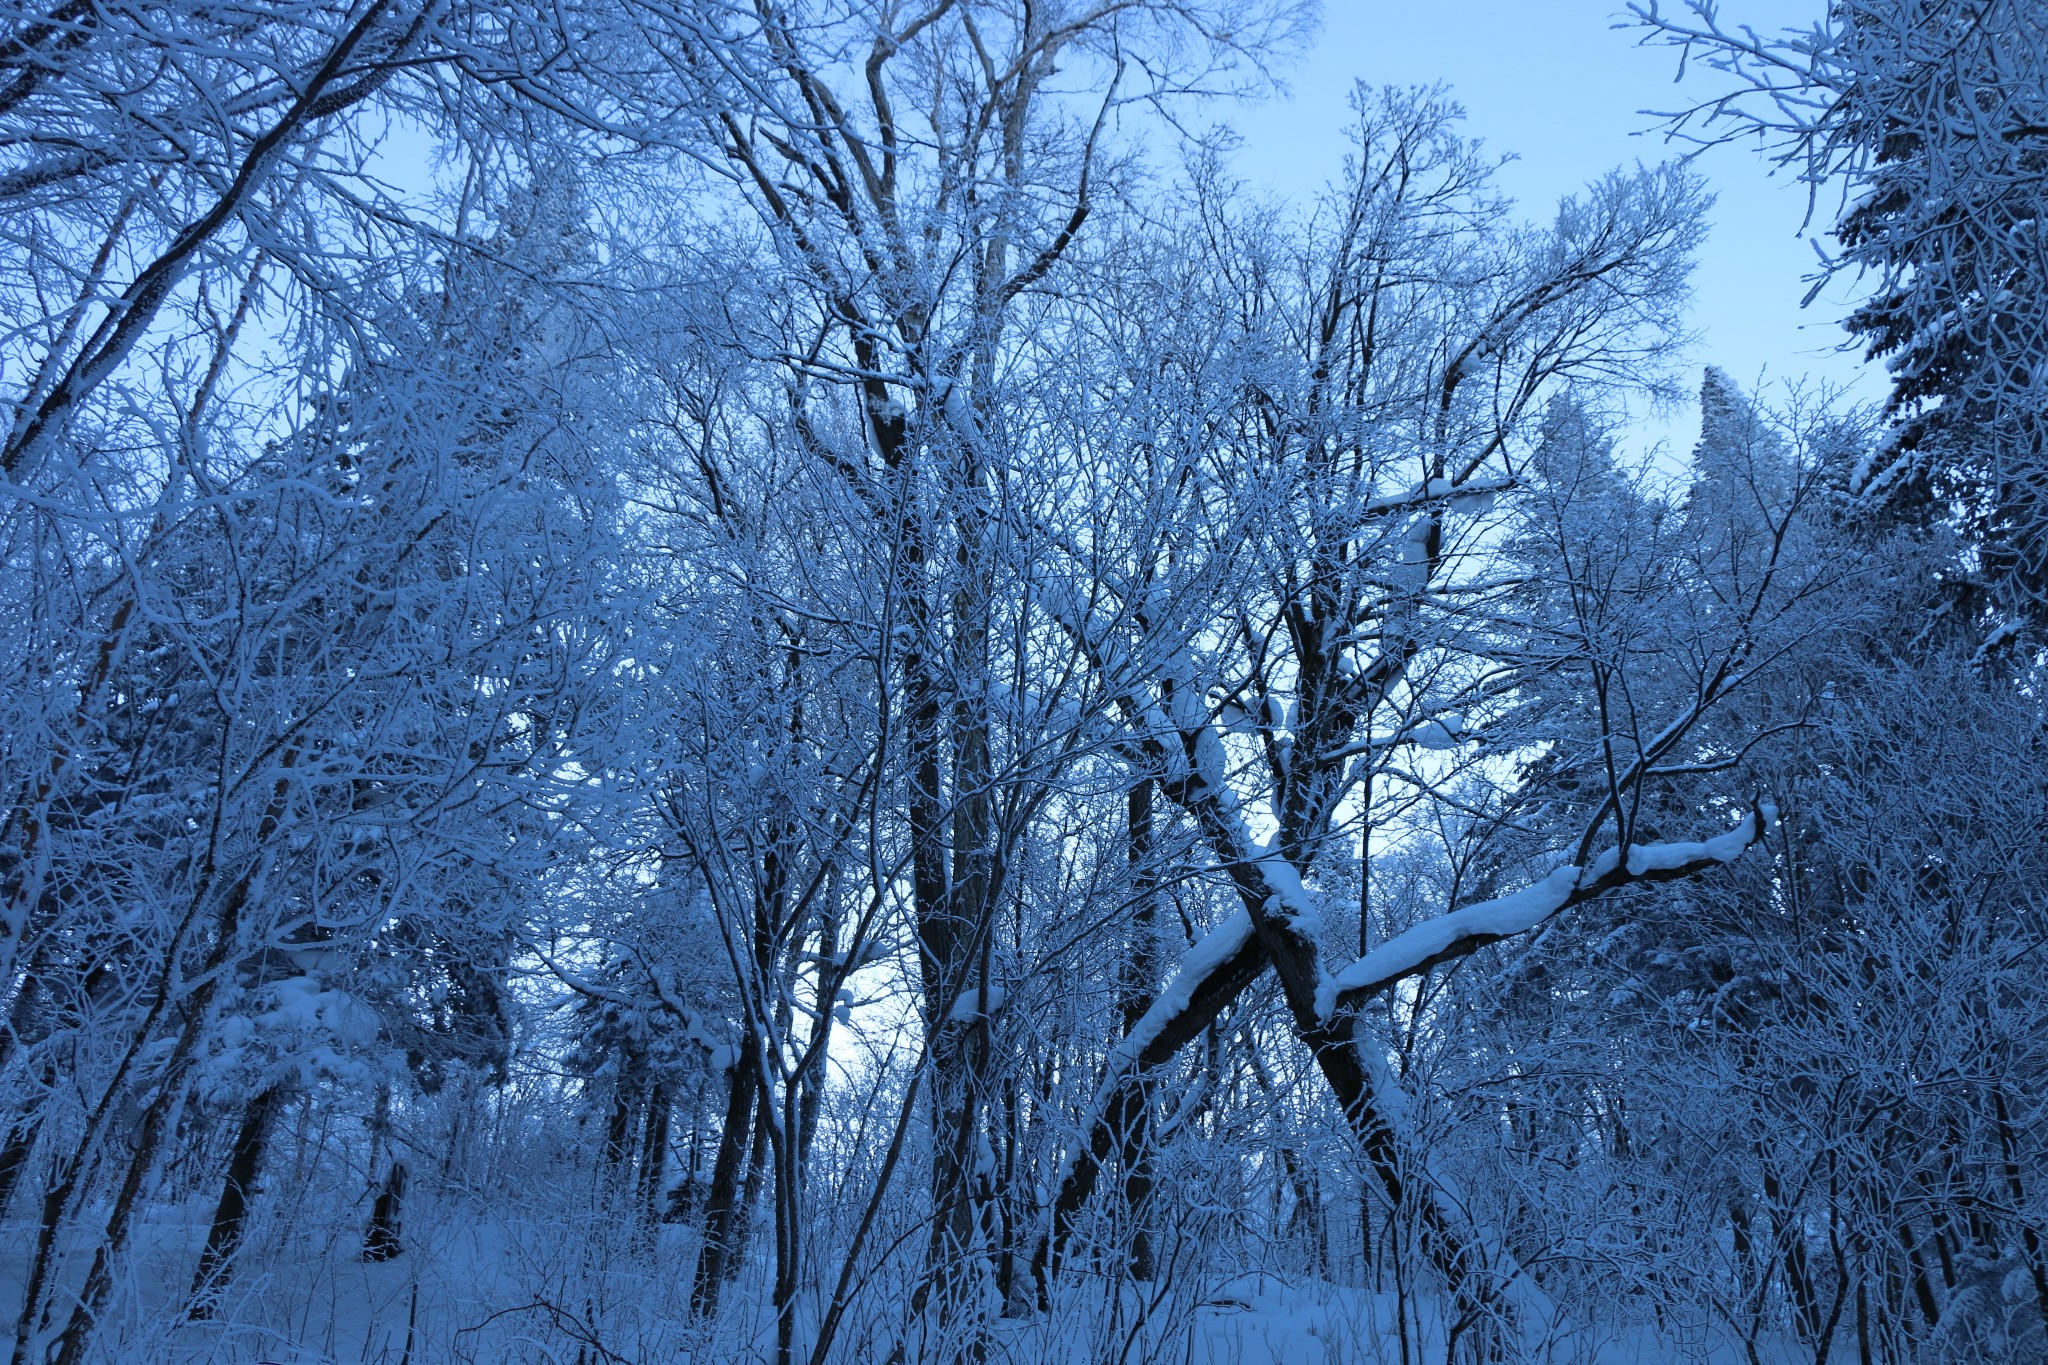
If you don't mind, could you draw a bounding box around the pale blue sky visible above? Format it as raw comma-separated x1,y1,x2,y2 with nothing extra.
1224,1,1877,450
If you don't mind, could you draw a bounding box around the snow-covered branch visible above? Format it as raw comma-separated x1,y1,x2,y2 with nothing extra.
1318,806,1771,1019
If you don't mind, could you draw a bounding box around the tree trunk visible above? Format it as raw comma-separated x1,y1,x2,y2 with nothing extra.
1184,787,1506,1341
188,1085,285,1316
769,1071,801,1365
17,750,302,1365
1895,1215,1942,1329
1281,1147,1327,1274
362,1158,409,1263
729,1074,771,1283
917,632,997,1350
1037,929,1269,1290
639,1081,669,1226
1116,779,1161,1281
1760,1161,1821,1342
797,889,840,1173
690,1045,758,1315
0,961,58,1217
602,1065,638,1175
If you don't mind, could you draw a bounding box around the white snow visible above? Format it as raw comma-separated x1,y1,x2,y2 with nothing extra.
1624,817,1757,874
1410,713,1466,749
948,984,1008,1022
1107,910,1253,1075
1449,484,1499,515
1363,475,1509,517
1250,849,1322,934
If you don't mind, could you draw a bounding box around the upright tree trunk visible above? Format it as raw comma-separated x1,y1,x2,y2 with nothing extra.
362,1159,409,1263
602,1066,637,1178
797,886,840,1173
903,621,996,1353
1761,1160,1821,1342
1280,1147,1328,1274
768,1070,801,1365
1115,778,1161,1281
728,1064,772,1284
188,1085,285,1315
1895,1215,1943,1329
639,1081,669,1226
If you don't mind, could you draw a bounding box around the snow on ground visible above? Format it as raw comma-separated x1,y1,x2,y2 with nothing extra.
0,1198,1800,1364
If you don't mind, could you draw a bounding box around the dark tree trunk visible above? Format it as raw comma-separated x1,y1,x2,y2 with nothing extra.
1896,1216,1943,1329
603,1070,637,1174
188,1085,286,1316
0,973,56,1219
901,447,1005,1358
797,885,840,1173
1037,930,1269,1291
1855,1274,1872,1365
665,1087,702,1225
639,1081,669,1225
1992,1088,2048,1325
690,1045,759,1315
729,1078,771,1282
1280,1147,1328,1274
915,729,996,1347
362,1159,409,1263
1201,818,1503,1346
1761,1161,1821,1343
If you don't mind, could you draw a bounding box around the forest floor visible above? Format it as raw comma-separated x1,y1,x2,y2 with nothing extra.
0,1194,1783,1364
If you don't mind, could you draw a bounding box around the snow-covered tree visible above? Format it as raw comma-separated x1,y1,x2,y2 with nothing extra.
1635,0,2048,628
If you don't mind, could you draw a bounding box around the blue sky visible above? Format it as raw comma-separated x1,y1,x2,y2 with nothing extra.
1223,1,1878,451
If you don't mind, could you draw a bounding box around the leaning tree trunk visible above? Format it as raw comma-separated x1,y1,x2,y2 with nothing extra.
1035,929,1270,1293
188,1085,286,1316
690,1043,759,1315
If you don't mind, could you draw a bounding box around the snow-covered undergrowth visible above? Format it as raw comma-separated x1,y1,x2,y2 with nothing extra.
0,1205,1791,1365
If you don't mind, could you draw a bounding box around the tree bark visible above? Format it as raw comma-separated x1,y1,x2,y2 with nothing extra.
1991,1087,2048,1326
1035,928,1269,1291
188,1085,285,1316
639,1081,669,1226
728,1075,771,1284
690,1045,759,1315
1116,779,1161,1281
362,1158,409,1263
